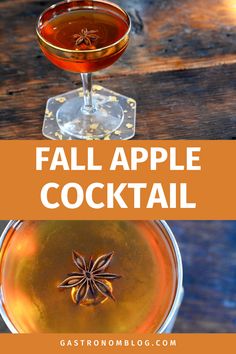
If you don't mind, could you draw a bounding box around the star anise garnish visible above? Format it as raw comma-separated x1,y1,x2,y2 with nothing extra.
58,251,121,304
73,28,99,47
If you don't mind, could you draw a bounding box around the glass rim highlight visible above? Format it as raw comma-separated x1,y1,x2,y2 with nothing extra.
0,220,183,334
155,220,183,333
36,0,131,54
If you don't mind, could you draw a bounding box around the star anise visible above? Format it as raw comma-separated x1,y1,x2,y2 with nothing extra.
58,251,121,304
73,28,99,47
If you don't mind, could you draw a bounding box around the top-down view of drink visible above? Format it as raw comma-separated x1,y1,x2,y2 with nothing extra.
1,220,236,334
36,0,136,140
0,220,182,333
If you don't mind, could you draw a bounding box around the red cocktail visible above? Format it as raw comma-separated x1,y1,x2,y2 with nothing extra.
36,1,135,140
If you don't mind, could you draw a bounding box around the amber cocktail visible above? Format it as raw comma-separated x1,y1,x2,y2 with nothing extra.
36,1,136,140
0,220,183,333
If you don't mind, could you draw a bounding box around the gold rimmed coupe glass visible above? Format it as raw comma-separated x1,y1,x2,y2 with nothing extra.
36,0,136,140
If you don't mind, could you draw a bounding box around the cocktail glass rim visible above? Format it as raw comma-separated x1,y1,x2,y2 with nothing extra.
0,220,183,334
36,0,131,54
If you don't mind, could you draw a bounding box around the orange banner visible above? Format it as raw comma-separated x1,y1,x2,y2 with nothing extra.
0,334,235,354
0,140,235,219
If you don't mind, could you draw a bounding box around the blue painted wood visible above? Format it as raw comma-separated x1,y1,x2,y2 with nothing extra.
168,221,236,333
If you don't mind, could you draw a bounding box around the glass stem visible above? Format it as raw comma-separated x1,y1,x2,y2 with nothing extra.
81,73,95,114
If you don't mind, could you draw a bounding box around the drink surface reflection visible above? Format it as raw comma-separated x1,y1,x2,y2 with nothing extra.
0,221,180,333
38,4,129,72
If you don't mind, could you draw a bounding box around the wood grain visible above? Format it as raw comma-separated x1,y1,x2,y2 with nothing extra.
0,0,236,334
1,62,236,139
2,0,236,77
1,0,236,139
0,220,236,333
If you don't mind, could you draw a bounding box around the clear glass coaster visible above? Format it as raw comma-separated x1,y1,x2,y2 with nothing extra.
43,85,136,140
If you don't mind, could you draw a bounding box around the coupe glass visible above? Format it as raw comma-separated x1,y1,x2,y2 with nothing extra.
36,0,135,140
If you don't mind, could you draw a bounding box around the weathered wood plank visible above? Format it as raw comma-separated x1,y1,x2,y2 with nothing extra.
1,0,236,140
1,62,236,140
0,0,236,334
0,0,236,139
2,0,236,79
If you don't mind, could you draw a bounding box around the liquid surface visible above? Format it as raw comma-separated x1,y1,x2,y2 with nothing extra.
40,9,128,50
0,221,177,333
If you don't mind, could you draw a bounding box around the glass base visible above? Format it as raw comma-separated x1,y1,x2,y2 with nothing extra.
43,85,136,140
57,96,124,139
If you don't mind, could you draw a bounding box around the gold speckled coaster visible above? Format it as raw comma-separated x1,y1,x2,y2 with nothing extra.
42,85,136,140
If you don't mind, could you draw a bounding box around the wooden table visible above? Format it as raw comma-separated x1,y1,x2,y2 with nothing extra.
0,220,235,333
1,0,236,139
